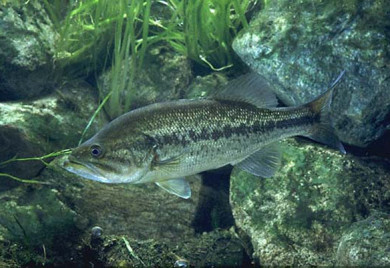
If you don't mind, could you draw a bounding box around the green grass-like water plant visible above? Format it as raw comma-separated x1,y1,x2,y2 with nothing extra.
0,149,71,184
106,0,152,118
45,0,153,118
160,0,250,70
45,0,253,118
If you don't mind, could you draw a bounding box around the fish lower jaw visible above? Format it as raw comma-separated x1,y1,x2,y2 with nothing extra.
62,160,111,183
63,165,108,183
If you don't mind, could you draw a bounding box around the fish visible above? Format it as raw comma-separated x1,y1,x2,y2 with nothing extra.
62,71,345,199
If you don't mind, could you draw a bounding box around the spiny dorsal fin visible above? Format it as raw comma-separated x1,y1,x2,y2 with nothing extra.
156,178,191,199
235,142,281,178
214,73,278,108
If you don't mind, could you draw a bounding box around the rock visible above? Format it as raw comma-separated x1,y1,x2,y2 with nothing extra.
0,186,83,246
233,0,390,147
230,139,390,266
336,212,390,266
0,125,45,188
0,1,57,100
0,82,98,184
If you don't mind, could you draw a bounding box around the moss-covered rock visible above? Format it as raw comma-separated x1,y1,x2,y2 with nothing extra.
0,1,57,100
0,184,84,266
336,211,390,266
0,82,98,183
230,139,390,265
233,0,390,147
0,187,82,247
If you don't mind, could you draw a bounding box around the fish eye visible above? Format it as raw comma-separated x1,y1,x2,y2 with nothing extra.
90,145,103,158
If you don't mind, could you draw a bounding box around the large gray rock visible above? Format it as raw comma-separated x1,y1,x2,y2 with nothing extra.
0,82,98,185
0,1,57,100
233,0,390,147
230,139,390,266
336,212,390,266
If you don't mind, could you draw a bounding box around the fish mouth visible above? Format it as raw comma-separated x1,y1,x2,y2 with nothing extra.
62,155,112,183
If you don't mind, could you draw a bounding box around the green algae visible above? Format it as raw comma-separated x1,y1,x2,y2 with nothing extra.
336,211,390,266
230,139,390,265
0,186,84,267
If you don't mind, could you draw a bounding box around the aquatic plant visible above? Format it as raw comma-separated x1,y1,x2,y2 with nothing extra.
44,0,253,119
43,0,152,119
43,0,128,78
106,0,152,118
154,0,251,70
0,149,71,184
45,0,252,74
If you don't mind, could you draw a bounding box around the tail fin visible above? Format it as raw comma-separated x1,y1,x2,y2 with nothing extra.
304,71,346,154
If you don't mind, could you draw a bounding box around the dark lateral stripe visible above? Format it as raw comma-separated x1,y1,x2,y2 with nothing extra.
274,115,316,130
156,115,316,146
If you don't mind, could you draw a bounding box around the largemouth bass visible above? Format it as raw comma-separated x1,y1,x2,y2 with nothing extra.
63,72,345,198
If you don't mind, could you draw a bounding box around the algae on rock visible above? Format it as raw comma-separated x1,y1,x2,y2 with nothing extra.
0,1,57,100
0,82,98,183
230,139,390,266
336,211,390,266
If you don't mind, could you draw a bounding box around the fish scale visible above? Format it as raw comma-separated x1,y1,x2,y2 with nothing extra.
63,72,345,199
123,99,316,182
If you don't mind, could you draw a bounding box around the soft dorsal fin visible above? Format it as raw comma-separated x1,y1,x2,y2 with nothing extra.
214,73,278,108
155,178,191,199
235,142,281,178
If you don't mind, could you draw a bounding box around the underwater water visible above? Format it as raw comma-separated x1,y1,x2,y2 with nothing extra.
1,0,389,267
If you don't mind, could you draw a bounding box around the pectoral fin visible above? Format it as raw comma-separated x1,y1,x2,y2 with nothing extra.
156,178,191,199
152,154,182,168
151,148,190,175
235,142,281,178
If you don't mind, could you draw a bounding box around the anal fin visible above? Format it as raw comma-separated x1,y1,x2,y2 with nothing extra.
156,178,191,199
235,142,281,178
